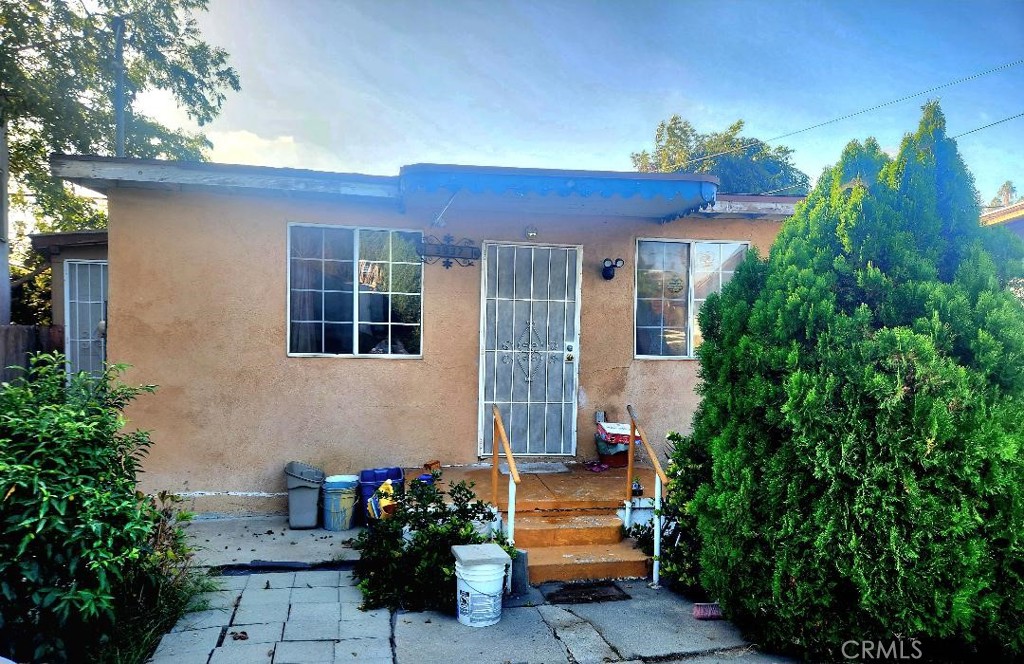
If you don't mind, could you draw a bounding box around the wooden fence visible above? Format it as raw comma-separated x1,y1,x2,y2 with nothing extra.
0,325,63,383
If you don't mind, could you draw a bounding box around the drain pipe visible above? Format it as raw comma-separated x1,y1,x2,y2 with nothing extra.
652,473,662,589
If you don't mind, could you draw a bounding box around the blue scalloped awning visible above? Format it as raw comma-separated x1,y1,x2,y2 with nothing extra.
400,164,718,222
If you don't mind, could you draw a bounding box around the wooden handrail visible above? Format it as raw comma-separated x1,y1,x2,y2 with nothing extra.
491,405,522,547
491,405,521,504
626,404,669,492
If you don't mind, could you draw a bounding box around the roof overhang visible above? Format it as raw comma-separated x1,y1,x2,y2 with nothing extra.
50,155,722,223
400,163,718,222
30,229,109,256
50,155,400,200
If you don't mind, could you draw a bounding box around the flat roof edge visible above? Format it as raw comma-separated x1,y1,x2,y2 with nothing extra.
50,155,401,199
30,229,109,253
401,162,720,185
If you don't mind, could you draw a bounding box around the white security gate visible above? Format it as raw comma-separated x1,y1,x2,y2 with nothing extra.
64,260,107,377
479,243,581,455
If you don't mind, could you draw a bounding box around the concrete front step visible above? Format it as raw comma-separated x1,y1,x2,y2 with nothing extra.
512,513,624,547
526,540,650,584
497,495,624,512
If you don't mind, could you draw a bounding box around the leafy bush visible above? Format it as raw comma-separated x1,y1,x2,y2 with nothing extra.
354,474,510,613
627,431,710,597
0,354,207,663
689,103,1024,660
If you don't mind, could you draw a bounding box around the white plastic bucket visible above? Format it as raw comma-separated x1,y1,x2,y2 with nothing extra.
454,560,506,627
322,485,357,531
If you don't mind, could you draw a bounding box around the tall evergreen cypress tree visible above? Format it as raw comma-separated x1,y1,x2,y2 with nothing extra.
688,102,1024,659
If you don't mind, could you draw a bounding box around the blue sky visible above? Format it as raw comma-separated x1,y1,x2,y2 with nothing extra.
141,0,1024,201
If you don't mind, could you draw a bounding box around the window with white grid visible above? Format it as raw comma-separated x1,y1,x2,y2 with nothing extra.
288,225,422,357
635,239,747,358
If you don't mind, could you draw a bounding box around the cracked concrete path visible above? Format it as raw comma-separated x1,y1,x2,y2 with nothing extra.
536,605,620,663
151,572,795,664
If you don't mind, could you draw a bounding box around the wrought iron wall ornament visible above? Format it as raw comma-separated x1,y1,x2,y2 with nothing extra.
416,234,481,269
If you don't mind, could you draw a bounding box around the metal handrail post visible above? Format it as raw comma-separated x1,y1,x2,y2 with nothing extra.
507,479,516,544
652,473,662,589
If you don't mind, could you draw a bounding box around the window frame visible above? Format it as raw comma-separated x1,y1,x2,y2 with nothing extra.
633,237,749,360
286,222,424,359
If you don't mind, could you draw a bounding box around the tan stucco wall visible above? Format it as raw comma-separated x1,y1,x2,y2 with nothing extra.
49,245,108,327
108,188,781,513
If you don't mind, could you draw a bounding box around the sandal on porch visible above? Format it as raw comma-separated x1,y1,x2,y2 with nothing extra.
584,461,610,472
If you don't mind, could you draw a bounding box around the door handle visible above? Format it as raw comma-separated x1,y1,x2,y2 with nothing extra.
565,353,574,362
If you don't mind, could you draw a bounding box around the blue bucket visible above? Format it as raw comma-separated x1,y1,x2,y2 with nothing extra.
324,474,358,491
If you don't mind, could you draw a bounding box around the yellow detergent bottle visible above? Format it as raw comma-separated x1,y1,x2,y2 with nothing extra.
368,479,397,519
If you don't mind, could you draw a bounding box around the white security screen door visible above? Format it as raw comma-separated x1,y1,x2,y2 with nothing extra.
64,260,108,376
479,243,581,455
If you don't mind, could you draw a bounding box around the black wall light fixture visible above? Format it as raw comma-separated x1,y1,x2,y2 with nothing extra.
602,258,624,280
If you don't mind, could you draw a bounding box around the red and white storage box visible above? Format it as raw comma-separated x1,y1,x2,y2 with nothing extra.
596,422,641,445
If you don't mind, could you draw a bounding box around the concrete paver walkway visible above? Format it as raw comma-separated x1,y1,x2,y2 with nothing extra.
152,572,794,664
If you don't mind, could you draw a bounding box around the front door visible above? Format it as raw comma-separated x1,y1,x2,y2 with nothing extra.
479,243,581,455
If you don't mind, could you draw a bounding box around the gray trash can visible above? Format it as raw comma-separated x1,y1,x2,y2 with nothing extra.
284,461,326,529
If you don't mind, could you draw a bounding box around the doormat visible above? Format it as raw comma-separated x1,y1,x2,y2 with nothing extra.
541,581,631,605
500,462,569,475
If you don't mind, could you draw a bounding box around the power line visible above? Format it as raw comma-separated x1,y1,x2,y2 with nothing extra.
665,57,1024,172
951,111,1024,139
758,183,806,196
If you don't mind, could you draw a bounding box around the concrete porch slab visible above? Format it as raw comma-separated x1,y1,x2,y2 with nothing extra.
435,464,657,511
185,515,360,568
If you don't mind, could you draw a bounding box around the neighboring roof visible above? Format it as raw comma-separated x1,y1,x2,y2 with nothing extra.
981,200,1024,227
51,155,721,222
30,229,109,256
697,193,802,221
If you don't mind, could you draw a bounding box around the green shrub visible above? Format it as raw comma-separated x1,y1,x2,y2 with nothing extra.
625,431,709,598
354,474,510,613
661,431,711,596
689,103,1024,660
0,353,206,663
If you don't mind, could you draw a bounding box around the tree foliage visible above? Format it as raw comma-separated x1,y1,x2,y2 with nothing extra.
688,102,1024,660
1,0,240,231
990,180,1021,208
0,354,206,663
631,115,810,195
